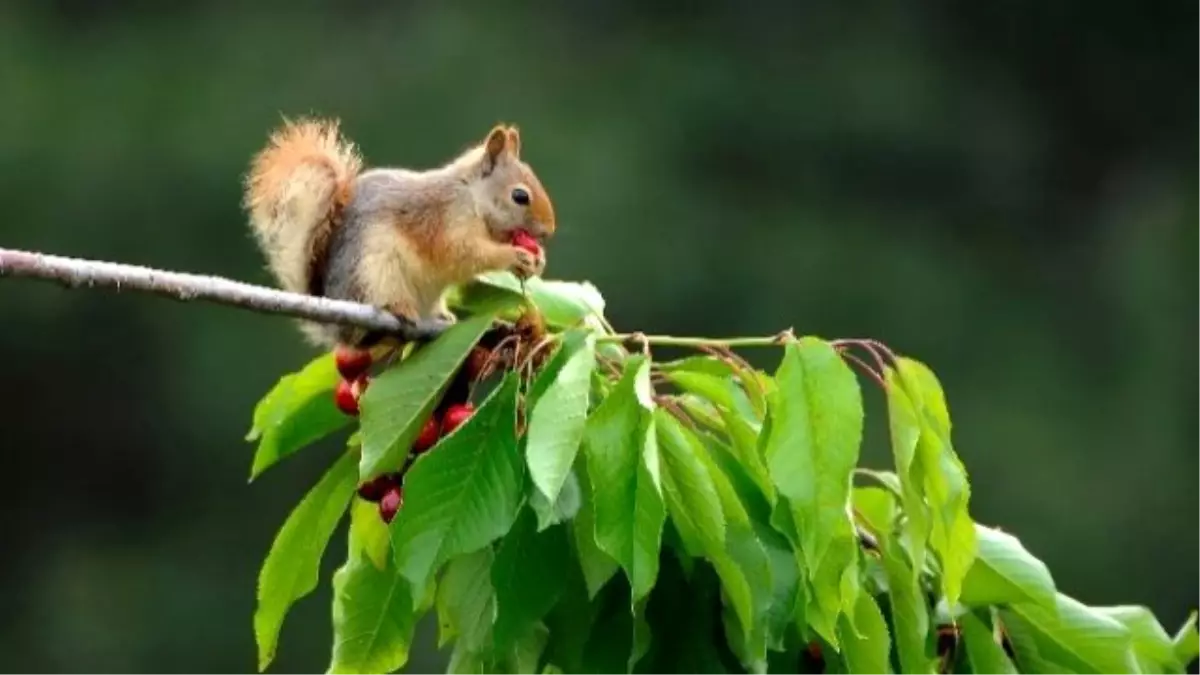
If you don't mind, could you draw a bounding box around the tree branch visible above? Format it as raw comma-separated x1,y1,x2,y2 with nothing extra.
0,247,444,341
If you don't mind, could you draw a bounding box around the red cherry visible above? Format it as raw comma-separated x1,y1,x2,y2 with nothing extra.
379,486,403,523
334,345,373,380
334,379,359,416
351,374,371,399
357,473,397,502
441,403,475,436
412,416,440,454
511,229,542,257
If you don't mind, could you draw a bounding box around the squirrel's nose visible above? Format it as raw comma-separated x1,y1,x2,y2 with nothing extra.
529,198,555,237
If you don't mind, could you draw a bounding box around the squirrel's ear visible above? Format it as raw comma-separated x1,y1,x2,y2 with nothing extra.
506,126,521,158
483,125,509,174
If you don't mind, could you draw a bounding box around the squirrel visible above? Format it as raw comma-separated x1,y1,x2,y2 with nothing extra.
242,117,556,348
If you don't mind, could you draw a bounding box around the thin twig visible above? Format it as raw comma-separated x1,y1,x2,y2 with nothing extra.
840,351,886,388
518,334,560,373
0,247,446,341
833,339,888,377
707,344,768,409
832,338,892,378
477,334,521,384
655,395,697,431
864,338,898,365
626,331,652,358
597,354,625,380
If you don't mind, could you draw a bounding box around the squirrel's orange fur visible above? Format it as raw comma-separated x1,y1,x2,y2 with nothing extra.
243,117,556,346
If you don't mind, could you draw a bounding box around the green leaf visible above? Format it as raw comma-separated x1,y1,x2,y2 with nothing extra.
657,354,738,378
657,411,771,662
475,272,608,329
759,525,800,653
390,373,525,604
804,535,862,649
961,524,1056,609
675,394,725,431
660,355,770,420
526,330,596,506
359,297,515,480
851,486,895,535
254,451,357,672
530,467,582,531
696,432,773,527
855,468,904,498
436,549,495,653
882,377,929,578
579,580,637,674
838,592,892,674
852,487,935,674
571,461,619,598
961,610,1018,674
492,506,571,651
719,525,774,660
1096,605,1183,673
882,545,934,674
446,647,489,674
763,337,864,550
585,355,665,603
348,498,390,571
763,498,816,654
1001,609,1077,673
687,421,778,651
636,556,734,674
543,553,601,673
763,337,864,644
666,370,757,422
1001,592,1138,674
892,357,977,607
718,408,776,505
654,408,726,557
631,597,653,671
724,521,787,669
665,368,772,501
1173,611,1199,668
328,547,421,674
657,408,777,658
247,353,349,480
502,622,551,674
667,369,768,492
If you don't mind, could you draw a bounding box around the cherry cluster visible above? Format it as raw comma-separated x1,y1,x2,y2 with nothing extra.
332,347,372,417
353,397,475,524
330,342,483,523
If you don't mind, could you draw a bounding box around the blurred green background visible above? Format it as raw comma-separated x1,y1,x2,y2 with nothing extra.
0,1,1195,672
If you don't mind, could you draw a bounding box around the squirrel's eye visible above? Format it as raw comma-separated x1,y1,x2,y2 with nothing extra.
511,187,530,206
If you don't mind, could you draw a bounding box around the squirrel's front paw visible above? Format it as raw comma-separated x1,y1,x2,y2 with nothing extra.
510,247,545,279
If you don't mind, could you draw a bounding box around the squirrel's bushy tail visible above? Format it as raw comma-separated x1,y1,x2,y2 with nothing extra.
244,117,362,297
